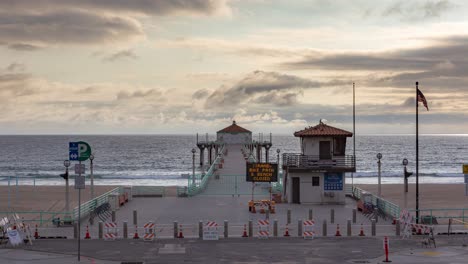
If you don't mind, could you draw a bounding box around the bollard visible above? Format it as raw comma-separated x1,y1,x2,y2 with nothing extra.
322,220,327,237
309,209,313,220
248,220,253,237
224,220,228,238
298,219,303,237
74,223,78,239
98,222,103,239
112,210,116,222
287,209,291,224
347,219,352,236
395,220,400,236
331,209,335,224
273,219,278,237
371,219,376,236
352,209,357,224
174,221,178,238
266,209,270,220
199,221,203,238
133,210,137,226
123,221,128,239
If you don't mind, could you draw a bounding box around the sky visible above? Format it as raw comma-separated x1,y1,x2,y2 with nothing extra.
1,0,468,135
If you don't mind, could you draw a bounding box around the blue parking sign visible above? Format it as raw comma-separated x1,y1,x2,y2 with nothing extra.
69,142,79,160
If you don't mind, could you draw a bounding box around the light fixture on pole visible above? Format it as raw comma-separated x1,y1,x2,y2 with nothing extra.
63,160,71,217
89,154,95,200
402,158,412,209
377,153,382,197
276,149,281,166
191,148,196,186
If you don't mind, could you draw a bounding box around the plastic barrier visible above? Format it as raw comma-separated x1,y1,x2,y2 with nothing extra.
257,220,269,239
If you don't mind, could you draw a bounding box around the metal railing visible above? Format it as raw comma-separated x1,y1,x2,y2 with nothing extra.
73,187,122,221
187,145,225,196
351,186,401,219
0,211,72,226
408,208,468,225
282,153,355,171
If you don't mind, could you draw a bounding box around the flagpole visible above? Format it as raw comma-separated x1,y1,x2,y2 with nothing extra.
415,81,420,224
352,82,356,190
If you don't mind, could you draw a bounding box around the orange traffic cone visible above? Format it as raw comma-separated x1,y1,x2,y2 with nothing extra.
34,224,39,239
85,225,91,239
335,224,341,236
242,224,248,237
359,224,365,236
416,227,422,235
133,225,139,239
178,225,184,238
284,225,290,237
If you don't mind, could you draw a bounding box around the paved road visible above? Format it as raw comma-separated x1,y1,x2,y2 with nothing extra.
4,236,467,263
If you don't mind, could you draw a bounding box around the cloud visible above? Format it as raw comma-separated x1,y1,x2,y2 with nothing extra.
192,89,211,100
6,63,26,72
103,49,138,62
382,0,454,21
1,0,231,16
200,70,349,109
116,89,163,100
7,43,42,51
0,0,230,48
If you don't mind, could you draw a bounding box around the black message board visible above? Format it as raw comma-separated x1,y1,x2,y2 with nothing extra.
246,163,278,182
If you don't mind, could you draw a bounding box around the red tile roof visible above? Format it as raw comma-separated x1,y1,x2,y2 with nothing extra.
217,121,251,133
294,121,352,137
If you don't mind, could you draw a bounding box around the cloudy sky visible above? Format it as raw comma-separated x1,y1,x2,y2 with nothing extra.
1,0,467,135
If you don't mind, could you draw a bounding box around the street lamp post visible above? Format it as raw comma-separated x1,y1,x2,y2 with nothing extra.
63,160,71,216
377,153,382,197
402,158,409,209
89,154,95,200
276,149,281,166
192,148,196,186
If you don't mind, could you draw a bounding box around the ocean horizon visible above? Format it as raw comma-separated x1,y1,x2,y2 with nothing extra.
0,134,466,186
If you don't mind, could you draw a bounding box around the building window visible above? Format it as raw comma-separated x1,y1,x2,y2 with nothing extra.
312,177,320,186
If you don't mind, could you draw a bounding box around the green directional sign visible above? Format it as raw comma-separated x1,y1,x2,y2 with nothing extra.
73,141,92,162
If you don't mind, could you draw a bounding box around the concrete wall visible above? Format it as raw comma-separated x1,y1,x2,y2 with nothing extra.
217,132,252,144
287,171,346,205
302,136,333,156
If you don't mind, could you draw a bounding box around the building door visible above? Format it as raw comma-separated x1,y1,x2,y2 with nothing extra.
292,177,300,204
319,141,331,159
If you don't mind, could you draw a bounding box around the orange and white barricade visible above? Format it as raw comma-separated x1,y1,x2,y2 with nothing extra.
104,222,118,241
303,220,315,240
143,222,155,241
257,220,269,239
203,221,219,240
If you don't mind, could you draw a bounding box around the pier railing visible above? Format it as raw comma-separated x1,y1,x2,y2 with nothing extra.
282,153,356,172
349,186,400,220
187,145,225,196
73,187,122,221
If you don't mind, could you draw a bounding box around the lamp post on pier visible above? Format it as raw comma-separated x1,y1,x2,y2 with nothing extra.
402,158,411,209
276,149,281,166
377,153,382,197
192,148,196,186
89,154,95,200
63,160,71,214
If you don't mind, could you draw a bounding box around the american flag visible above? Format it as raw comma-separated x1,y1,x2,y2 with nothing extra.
417,89,429,111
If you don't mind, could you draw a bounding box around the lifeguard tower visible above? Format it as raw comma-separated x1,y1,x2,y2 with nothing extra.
282,120,355,205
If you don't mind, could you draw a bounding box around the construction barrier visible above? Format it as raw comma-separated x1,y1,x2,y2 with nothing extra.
257,220,269,239
203,221,219,240
104,222,118,241
303,220,315,240
143,222,155,241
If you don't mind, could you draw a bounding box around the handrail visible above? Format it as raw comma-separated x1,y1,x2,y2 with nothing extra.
187,144,225,196
282,153,355,170
73,187,122,221
351,186,400,219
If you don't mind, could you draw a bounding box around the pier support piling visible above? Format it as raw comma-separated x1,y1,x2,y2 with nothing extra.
352,209,357,224
309,209,313,220
174,221,178,238
111,210,116,222
287,209,291,225
396,220,401,236
224,220,228,238
123,221,128,239
331,209,335,224
298,219,303,237
199,221,203,238
98,222,103,239
133,210,137,226
371,219,376,236
323,220,327,237
248,220,253,237
347,219,352,236
273,219,278,237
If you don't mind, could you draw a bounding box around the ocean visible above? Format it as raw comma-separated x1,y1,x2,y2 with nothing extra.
0,135,466,186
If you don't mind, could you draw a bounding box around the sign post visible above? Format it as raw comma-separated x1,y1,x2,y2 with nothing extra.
69,141,91,262
463,165,468,196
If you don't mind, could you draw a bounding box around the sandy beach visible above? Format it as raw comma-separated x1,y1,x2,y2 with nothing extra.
0,185,116,212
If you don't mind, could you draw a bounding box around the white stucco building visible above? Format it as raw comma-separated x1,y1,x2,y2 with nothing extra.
282,121,355,205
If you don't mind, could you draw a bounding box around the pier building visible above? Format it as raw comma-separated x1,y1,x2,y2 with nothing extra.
217,120,252,144
282,120,355,205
